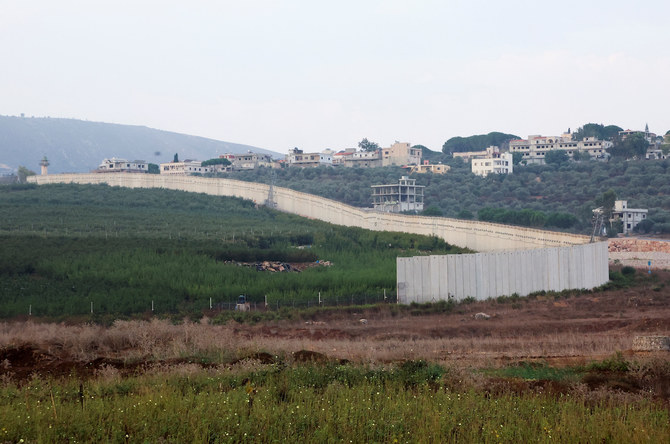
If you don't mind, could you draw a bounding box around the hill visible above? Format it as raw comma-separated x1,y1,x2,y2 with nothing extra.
0,115,278,174
228,158,670,234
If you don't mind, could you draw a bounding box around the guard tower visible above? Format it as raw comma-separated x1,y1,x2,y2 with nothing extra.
371,176,424,213
39,156,49,175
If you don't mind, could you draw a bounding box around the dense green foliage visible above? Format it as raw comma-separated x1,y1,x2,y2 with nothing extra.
1,363,667,443
442,132,519,154
573,123,623,141
202,158,231,167
227,158,670,233
609,133,650,159
0,184,464,318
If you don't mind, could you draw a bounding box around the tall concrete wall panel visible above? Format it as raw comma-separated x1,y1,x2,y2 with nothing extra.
397,241,609,303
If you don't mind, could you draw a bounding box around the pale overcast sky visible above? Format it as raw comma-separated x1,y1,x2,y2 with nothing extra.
1,0,669,153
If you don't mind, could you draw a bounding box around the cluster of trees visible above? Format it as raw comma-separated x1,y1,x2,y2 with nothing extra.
478,207,578,229
201,157,231,167
572,123,623,141
442,132,519,154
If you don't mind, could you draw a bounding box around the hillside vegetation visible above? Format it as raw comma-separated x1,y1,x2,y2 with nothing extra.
0,183,465,319
228,158,670,233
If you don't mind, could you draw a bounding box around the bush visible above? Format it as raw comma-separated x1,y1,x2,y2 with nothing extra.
621,266,636,276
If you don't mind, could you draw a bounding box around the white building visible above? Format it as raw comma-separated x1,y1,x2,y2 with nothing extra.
509,133,612,164
613,200,648,235
97,158,148,173
160,160,216,175
471,147,513,177
220,152,274,170
371,176,424,213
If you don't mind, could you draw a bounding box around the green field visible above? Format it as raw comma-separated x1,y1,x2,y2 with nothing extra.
1,362,667,443
0,183,465,318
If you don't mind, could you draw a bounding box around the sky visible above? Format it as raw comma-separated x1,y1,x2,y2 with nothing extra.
1,0,669,153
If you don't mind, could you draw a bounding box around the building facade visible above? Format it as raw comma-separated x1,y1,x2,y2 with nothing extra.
509,133,612,164
613,200,648,235
286,148,322,167
159,160,217,175
371,176,424,213
381,142,422,167
409,160,450,174
220,152,274,170
97,158,148,173
471,147,513,177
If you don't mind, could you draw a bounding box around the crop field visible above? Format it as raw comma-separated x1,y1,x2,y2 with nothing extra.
0,183,464,319
1,182,669,442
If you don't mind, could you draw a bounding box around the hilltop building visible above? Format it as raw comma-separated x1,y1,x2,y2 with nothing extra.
371,176,424,213
97,158,148,173
286,148,326,167
613,200,648,235
470,147,513,177
159,160,223,175
381,142,422,167
219,152,275,170
408,160,450,175
509,133,612,164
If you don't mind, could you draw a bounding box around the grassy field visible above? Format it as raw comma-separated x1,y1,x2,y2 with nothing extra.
0,362,667,443
0,183,466,319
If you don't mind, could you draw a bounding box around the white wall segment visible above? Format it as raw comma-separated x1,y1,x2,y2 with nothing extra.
397,242,609,302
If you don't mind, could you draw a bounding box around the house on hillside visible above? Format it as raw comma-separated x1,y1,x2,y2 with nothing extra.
612,200,648,235
97,158,148,173
219,152,275,170
509,133,611,164
408,160,450,174
371,176,424,213
381,142,422,167
159,160,217,175
471,147,513,177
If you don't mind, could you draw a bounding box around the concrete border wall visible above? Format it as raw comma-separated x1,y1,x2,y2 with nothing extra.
397,242,609,302
28,173,589,252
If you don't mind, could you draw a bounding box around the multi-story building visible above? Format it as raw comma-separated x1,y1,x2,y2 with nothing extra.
219,152,274,170
160,160,217,175
344,150,382,168
613,200,648,235
97,158,148,173
371,176,424,213
471,147,513,177
509,133,612,164
286,148,322,167
452,149,491,161
409,160,450,175
381,142,422,167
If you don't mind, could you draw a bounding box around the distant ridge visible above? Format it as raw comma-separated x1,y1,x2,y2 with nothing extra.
0,115,279,174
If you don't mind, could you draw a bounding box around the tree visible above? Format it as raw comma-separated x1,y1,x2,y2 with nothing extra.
512,152,524,165
442,132,519,154
573,123,623,141
571,150,588,162
173,153,179,163
544,150,569,165
422,206,443,216
358,138,380,152
201,158,231,167
148,163,160,174
608,133,649,159
17,166,36,183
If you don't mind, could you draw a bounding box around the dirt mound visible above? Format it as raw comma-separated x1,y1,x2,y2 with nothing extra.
293,350,329,363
